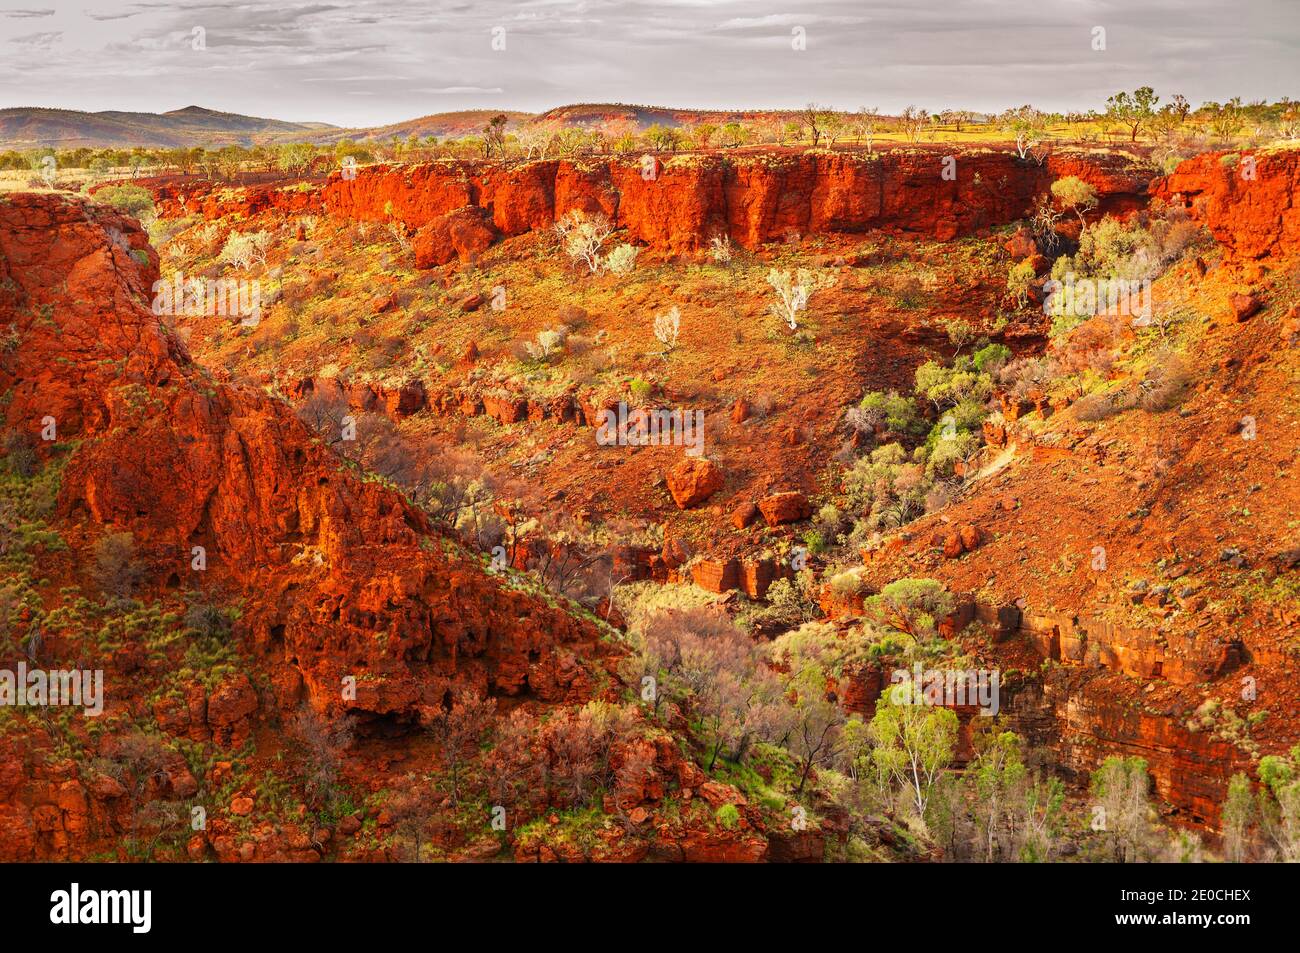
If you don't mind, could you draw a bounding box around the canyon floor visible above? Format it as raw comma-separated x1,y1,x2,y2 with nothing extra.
1,143,1297,863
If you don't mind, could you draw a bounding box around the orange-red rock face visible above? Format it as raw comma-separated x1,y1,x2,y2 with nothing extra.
1154,148,1300,260
0,194,610,727
146,150,1154,262
321,151,1152,257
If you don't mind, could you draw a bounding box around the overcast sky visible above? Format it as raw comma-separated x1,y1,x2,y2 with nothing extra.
0,1,1295,126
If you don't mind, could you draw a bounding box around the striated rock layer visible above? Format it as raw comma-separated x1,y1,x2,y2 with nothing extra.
148,149,1155,260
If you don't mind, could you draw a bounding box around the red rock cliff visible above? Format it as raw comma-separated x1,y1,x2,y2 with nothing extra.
1154,146,1300,260
149,149,1155,260
0,193,612,723
325,150,1153,256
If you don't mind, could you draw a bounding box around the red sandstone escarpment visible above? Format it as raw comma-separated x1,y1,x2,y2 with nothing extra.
149,149,1156,261
350,150,1154,256
1154,146,1300,260
0,193,612,724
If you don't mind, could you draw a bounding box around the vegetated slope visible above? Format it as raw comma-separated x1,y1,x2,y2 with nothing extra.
54,143,1299,855
0,105,334,149
860,147,1300,827
134,147,1153,560
0,193,803,862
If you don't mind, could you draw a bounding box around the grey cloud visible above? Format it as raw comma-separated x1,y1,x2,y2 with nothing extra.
0,0,1293,127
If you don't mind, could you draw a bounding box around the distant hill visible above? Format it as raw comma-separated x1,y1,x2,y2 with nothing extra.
0,102,862,150
246,103,834,146
534,103,803,130
300,110,537,146
0,106,336,149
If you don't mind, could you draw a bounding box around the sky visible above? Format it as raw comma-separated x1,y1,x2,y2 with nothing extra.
0,1,1295,126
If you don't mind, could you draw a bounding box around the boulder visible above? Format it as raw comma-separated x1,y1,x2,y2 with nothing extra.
666,458,723,509
731,501,759,529
413,206,497,267
758,491,812,525
1002,227,1038,261
1230,292,1262,322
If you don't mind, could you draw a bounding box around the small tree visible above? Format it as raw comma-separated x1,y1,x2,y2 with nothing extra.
766,267,834,331
1106,87,1160,142
483,113,509,158
785,688,845,794
93,531,142,600
865,578,954,643
1005,259,1036,308
426,688,497,804
900,105,930,144
288,707,356,811
802,103,828,146
1222,772,1256,862
652,305,680,356
1207,97,1246,142
1169,93,1191,124
870,682,958,822
1256,749,1300,861
276,143,316,175
386,778,435,861
483,707,543,812
1089,755,1156,862
220,230,272,270
543,700,635,806
855,106,879,153
554,210,614,274
1001,105,1045,158
691,122,718,149
942,318,978,355
1051,175,1099,229
101,731,174,858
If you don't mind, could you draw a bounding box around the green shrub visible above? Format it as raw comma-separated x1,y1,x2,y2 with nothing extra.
716,803,740,830
972,343,1012,375
848,390,921,436
1006,259,1036,307
866,578,955,642
95,184,155,218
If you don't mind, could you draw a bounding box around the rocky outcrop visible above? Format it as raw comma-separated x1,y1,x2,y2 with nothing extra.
1002,679,1252,830
412,206,496,267
1154,147,1300,260
0,194,612,729
758,491,812,525
147,149,1156,262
